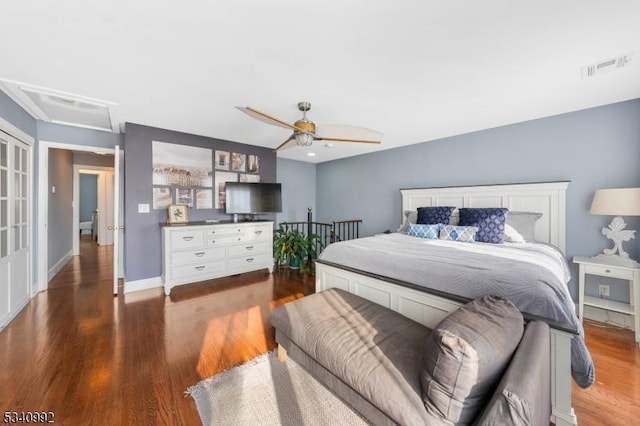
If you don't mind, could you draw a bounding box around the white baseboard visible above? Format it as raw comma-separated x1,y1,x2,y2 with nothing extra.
124,276,162,294
0,295,30,331
583,305,633,329
47,249,74,282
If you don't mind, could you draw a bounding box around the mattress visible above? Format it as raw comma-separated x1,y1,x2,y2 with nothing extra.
318,233,595,388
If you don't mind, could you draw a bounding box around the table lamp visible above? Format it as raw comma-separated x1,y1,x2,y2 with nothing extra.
590,187,640,267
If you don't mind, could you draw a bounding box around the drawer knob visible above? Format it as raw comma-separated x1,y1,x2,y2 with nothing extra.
246,246,254,251
211,231,216,234
195,265,205,271
605,269,611,273
182,236,194,241
195,252,205,257
246,258,254,263
255,230,262,235
211,240,216,244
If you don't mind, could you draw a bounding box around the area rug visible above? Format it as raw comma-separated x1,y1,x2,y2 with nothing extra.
186,351,369,425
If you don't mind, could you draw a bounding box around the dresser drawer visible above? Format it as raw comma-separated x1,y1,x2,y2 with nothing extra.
584,264,634,280
208,235,244,246
172,259,226,280
207,226,244,237
228,242,270,258
227,253,272,270
170,230,205,249
244,225,272,241
171,247,225,265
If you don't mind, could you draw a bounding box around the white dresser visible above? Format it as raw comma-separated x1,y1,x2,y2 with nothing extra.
162,221,274,295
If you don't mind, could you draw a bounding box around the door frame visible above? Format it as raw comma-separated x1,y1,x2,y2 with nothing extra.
0,116,34,302
72,165,114,255
37,141,119,294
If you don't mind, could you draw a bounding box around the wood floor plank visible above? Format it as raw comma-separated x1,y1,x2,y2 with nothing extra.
0,235,637,424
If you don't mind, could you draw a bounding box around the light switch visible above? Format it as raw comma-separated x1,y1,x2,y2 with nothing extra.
138,203,150,213
51,186,56,194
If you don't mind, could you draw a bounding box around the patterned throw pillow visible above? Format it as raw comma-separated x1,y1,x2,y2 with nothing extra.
439,225,478,242
407,223,441,239
459,208,509,244
417,206,456,225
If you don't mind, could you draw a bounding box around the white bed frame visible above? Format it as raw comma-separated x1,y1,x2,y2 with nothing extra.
316,181,578,426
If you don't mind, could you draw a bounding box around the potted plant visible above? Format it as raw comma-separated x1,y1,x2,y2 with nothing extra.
273,224,322,271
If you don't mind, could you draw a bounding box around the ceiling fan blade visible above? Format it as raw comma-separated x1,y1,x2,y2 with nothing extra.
317,124,384,140
236,106,297,130
316,135,381,144
274,134,296,151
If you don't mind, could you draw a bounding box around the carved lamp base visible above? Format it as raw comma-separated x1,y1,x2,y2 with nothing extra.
593,216,638,267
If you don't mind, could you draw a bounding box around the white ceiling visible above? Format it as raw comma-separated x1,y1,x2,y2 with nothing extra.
1,1,639,163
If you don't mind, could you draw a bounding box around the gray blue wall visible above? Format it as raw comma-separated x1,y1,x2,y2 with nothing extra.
276,158,316,224
0,91,36,138
123,123,277,282
79,174,98,222
317,99,640,302
47,149,74,268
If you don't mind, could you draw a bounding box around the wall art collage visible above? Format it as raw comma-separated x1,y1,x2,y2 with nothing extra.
151,141,260,210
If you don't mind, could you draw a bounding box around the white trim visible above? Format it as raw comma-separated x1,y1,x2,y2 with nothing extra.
0,115,35,146
0,294,30,331
37,141,117,293
0,79,119,133
47,249,73,282
124,276,163,294
0,121,35,311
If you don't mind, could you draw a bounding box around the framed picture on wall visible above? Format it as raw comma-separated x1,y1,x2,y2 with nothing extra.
215,150,230,170
195,189,213,209
247,155,260,173
152,141,213,187
167,205,188,224
239,173,260,183
231,153,246,172
176,189,193,208
153,187,173,209
214,171,238,209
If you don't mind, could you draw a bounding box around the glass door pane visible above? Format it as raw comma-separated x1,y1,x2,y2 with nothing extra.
0,138,7,259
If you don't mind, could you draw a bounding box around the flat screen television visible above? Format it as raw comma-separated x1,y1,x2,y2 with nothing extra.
225,182,282,214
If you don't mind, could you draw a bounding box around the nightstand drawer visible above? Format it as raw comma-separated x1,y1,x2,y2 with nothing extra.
584,264,634,280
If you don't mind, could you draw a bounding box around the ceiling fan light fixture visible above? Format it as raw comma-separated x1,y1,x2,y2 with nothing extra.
295,132,314,147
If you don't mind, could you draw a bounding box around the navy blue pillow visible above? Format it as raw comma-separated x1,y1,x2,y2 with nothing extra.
417,206,456,225
459,208,509,244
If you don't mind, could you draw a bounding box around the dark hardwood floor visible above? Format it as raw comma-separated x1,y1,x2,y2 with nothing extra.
0,236,637,425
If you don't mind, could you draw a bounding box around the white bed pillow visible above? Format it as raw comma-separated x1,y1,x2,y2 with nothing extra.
506,212,542,242
503,224,526,243
397,210,418,233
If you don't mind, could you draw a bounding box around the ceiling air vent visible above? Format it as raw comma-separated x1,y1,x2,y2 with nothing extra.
581,53,633,79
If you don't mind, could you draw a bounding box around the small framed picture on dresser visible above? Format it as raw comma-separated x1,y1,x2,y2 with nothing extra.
167,205,189,224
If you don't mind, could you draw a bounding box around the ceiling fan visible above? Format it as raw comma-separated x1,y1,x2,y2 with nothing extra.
236,101,383,151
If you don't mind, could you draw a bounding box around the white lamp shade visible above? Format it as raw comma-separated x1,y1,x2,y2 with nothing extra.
590,188,640,216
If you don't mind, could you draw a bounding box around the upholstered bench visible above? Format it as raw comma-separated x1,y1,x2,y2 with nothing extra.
271,288,551,426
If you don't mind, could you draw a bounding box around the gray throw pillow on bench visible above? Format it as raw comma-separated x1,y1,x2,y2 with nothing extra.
420,295,524,425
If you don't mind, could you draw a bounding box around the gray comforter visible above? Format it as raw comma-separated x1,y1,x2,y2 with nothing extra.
318,233,595,388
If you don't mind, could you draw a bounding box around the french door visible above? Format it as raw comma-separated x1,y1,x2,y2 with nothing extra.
0,131,30,327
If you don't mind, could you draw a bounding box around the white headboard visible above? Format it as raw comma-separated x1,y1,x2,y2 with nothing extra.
400,181,569,254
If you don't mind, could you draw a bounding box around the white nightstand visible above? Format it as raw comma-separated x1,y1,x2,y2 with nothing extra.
573,256,640,344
